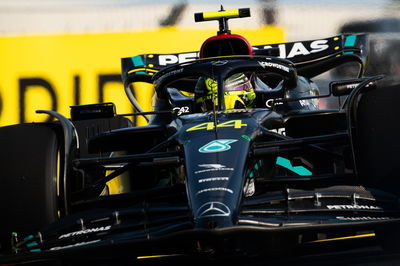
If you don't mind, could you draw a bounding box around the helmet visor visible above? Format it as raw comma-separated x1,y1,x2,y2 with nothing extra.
197,73,255,110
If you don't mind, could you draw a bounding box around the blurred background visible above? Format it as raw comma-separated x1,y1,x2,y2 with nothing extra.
0,0,399,125
1,0,399,39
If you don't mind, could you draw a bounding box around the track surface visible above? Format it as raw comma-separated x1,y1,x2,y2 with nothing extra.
14,237,400,266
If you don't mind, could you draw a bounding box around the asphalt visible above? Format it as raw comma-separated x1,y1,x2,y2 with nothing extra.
20,237,400,266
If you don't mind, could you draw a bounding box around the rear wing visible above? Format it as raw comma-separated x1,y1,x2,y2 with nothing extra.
121,34,369,86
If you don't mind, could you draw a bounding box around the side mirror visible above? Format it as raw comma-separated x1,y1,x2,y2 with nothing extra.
330,78,376,96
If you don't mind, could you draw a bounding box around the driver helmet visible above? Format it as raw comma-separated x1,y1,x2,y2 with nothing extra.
196,73,256,110
196,33,255,110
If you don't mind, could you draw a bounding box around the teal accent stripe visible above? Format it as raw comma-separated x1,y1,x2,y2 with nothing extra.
344,35,357,54
23,235,34,241
27,241,38,248
344,35,357,47
30,249,41,252
131,56,144,67
276,157,312,176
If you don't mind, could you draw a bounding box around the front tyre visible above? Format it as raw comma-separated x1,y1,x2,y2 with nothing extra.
0,123,60,250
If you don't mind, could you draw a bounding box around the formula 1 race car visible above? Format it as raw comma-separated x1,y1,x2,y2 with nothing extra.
1,7,400,265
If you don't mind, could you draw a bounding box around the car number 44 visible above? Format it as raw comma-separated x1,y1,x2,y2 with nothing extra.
186,120,247,132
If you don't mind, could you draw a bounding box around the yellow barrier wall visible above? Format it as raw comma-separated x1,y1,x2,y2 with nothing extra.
0,26,284,126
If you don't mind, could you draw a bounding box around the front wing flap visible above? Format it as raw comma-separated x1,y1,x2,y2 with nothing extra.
3,185,400,264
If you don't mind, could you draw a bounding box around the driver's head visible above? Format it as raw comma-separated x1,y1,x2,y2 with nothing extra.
196,73,255,110
196,34,255,111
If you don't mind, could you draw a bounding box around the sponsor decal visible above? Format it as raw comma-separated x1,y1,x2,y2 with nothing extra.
265,99,283,108
270,128,286,135
198,164,226,169
327,205,382,210
266,99,274,108
158,52,198,66
198,177,229,183
207,109,251,114
197,201,231,218
344,83,360,90
336,216,390,221
258,39,329,59
197,187,234,195
172,106,190,116
299,99,311,107
186,120,247,132
194,164,234,174
258,61,290,73
156,39,328,67
199,139,238,153
58,226,111,239
50,239,101,251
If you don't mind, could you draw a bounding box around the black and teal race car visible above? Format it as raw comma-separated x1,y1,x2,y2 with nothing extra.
1,7,400,265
